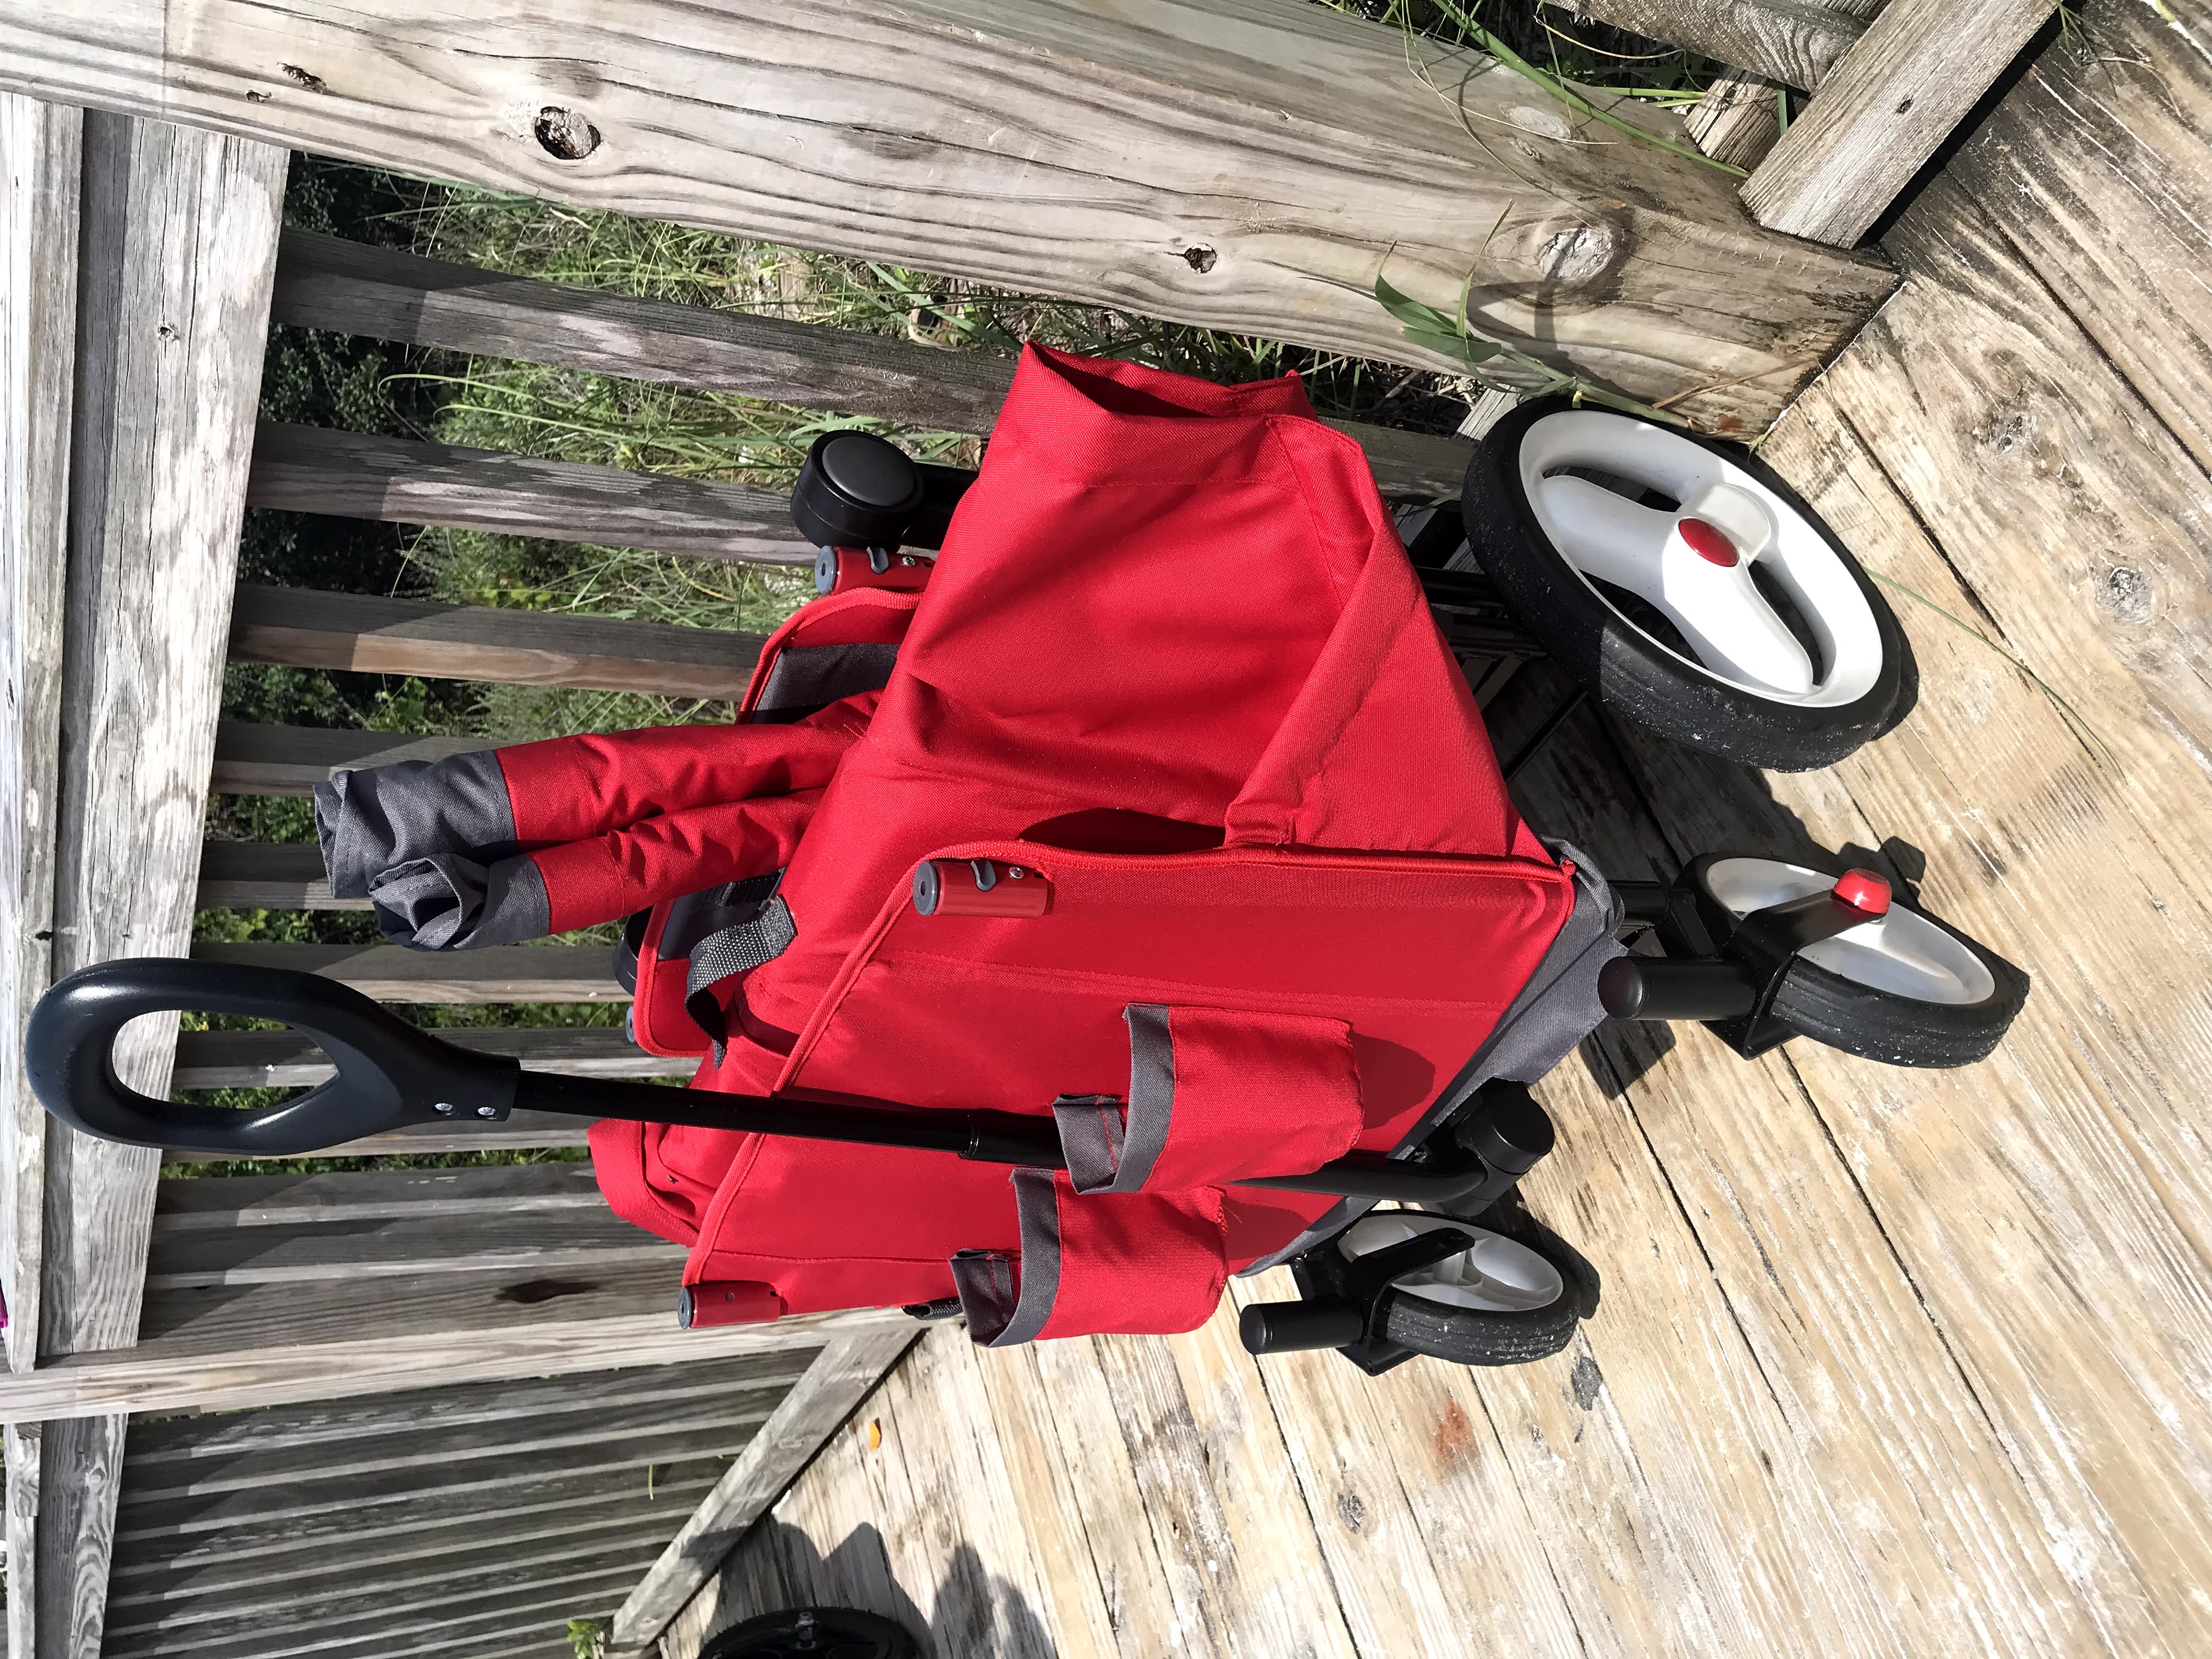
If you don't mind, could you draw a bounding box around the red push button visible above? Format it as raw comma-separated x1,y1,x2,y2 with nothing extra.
1678,518,1740,568
1832,868,1892,917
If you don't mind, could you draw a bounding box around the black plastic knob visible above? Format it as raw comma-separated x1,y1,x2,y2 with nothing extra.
790,430,926,551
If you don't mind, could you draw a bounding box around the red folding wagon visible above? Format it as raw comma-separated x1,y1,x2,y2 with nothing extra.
30,347,2027,1372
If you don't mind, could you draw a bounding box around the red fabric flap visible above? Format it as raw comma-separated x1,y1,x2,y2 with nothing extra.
953,1171,1227,1345
1053,1005,1363,1194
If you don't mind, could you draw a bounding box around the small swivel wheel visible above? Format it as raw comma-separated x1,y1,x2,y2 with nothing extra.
1461,396,1916,770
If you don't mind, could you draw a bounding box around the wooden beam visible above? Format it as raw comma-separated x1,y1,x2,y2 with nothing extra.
227,583,766,702
111,1459,726,1572
187,940,626,1003
27,110,287,1659
196,840,358,909
1930,0,2212,475
107,1535,675,1652
0,90,79,1659
0,1304,906,1423
0,89,77,1380
606,1328,917,1652
1547,0,1863,90
172,1025,679,1094
105,1531,681,1645
272,227,1019,433
1740,0,2058,244
115,1388,791,1507
118,1565,656,1659
0,0,1896,432
248,422,814,567
211,721,494,796
270,229,1478,499
144,1213,685,1290
122,1345,812,1458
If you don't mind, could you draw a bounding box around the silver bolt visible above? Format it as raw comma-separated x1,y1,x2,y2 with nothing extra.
1008,867,1026,878
433,1102,456,1114
476,1106,499,1119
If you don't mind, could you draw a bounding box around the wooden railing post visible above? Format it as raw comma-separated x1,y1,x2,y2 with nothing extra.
0,0,1895,431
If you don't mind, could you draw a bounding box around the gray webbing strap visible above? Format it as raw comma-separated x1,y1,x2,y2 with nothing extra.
682,876,797,1062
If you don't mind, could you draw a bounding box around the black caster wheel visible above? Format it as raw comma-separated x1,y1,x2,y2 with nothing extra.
700,1606,919,1659
1461,396,1916,771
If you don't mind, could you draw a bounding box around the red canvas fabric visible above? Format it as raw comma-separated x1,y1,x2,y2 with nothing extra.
575,345,1576,1338
1126,1005,1364,1194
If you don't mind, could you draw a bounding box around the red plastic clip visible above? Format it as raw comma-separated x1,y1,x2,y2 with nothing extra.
912,859,1053,918
1832,868,1892,918
814,545,934,595
678,1280,786,1329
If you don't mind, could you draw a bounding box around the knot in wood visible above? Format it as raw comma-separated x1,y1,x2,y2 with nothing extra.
2100,565,2155,624
1180,244,1219,274
535,107,603,162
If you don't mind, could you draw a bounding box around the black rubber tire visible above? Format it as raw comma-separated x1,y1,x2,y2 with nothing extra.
1373,1200,1600,1367
1685,851,2031,1067
701,1607,919,1659
1461,396,1917,771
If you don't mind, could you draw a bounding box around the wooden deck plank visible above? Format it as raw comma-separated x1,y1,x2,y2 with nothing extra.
110,1459,727,1569
268,230,1475,499
0,1297,904,1424
143,1211,683,1289
116,1386,793,1508
105,1532,674,1646
32,108,289,1659
1740,0,2059,244
247,422,814,566
186,940,626,1003
196,839,357,909
1934,1,2212,472
228,583,766,702
210,721,493,796
0,88,80,1659
172,1024,674,1091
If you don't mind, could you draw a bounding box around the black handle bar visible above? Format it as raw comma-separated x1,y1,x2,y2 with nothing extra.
26,960,1514,1203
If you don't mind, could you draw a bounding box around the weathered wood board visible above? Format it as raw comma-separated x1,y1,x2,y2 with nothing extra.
228,583,766,701
248,422,816,566
270,229,1478,499
0,0,1896,430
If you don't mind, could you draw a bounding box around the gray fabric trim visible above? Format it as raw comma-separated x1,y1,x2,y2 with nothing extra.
953,1169,1063,1347
751,642,899,723
1051,1094,1126,1195
316,750,517,899
1112,1004,1176,1194
368,853,551,951
1237,838,1623,1274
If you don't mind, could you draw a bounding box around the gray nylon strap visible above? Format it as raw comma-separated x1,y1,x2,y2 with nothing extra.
682,882,796,1062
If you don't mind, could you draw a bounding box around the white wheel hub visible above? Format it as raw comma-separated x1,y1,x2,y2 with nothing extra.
1517,411,1887,708
1339,1212,1563,1313
1705,857,1995,1005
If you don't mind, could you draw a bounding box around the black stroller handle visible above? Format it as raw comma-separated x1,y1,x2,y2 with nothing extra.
26,961,1527,1203
27,960,523,1157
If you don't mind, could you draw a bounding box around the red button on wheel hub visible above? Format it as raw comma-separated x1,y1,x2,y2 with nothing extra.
1832,868,1892,917
1678,518,1740,567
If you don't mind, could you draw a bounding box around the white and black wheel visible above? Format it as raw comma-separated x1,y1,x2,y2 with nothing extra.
1688,853,2029,1066
1342,1206,1596,1367
1461,396,1916,770
702,1608,918,1659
